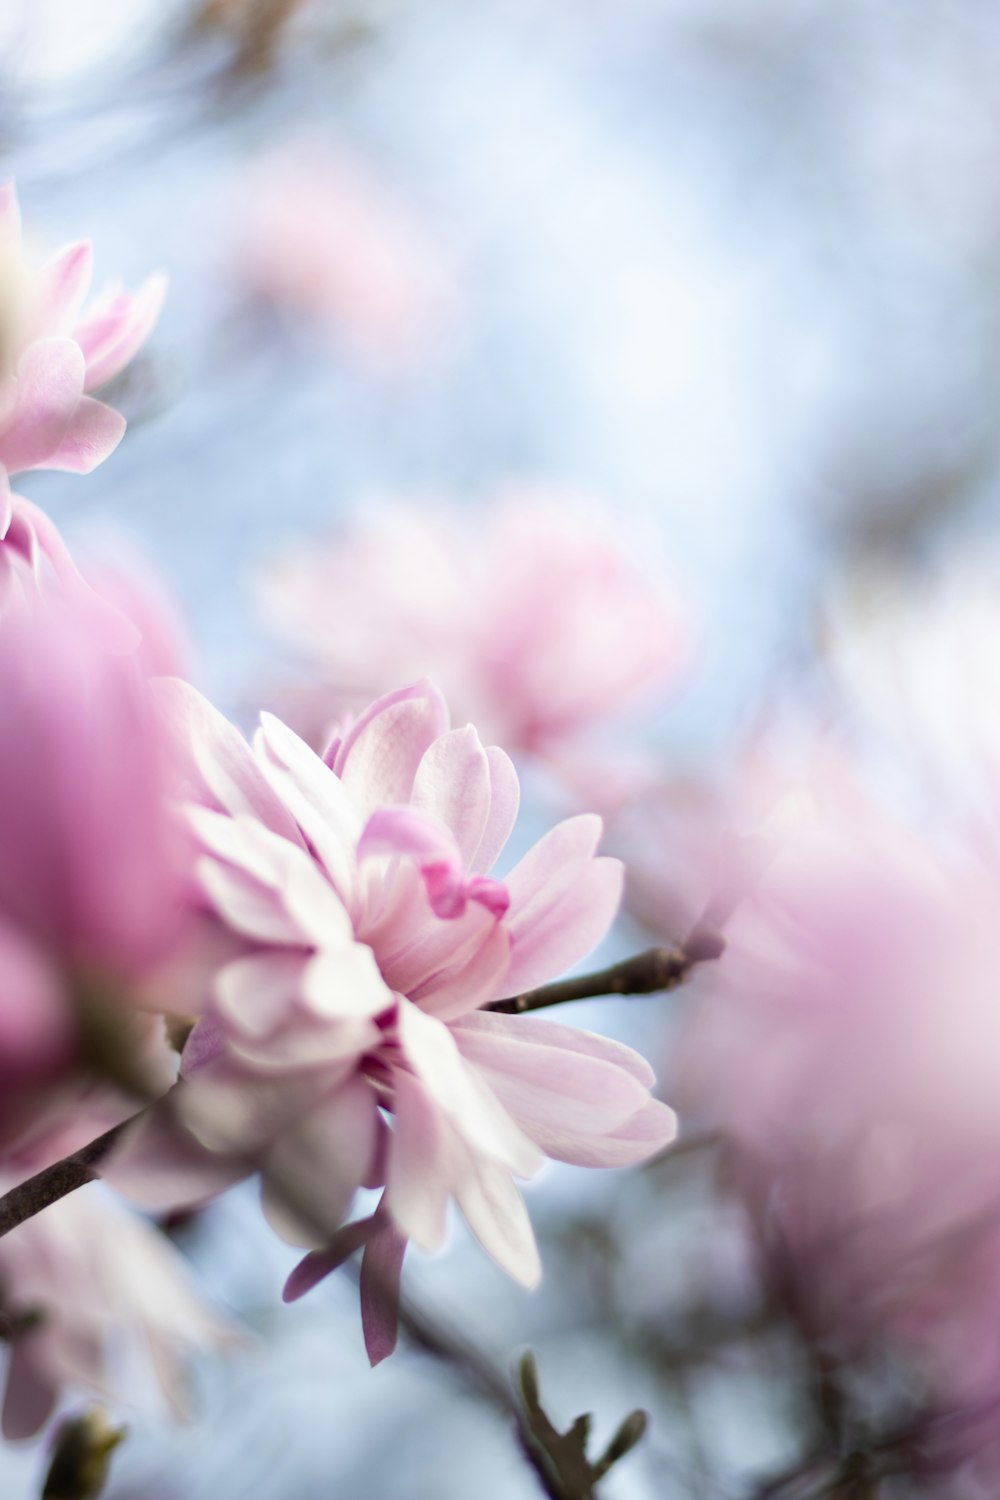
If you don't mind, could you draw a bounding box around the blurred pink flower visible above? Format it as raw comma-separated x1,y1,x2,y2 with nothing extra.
0,182,165,522
261,487,684,780
0,595,186,1149
112,678,677,1362
0,1175,236,1440
673,759,1000,1476
234,144,456,372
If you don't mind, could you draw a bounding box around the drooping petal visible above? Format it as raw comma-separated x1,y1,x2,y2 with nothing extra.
385,1069,450,1252
360,1213,408,1366
283,1214,378,1303
452,1147,541,1288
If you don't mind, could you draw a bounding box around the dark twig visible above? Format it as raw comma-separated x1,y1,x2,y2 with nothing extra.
487,929,725,1016
0,1123,126,1242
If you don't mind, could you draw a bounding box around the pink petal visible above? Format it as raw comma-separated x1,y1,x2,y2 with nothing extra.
411,726,493,867
455,1009,657,1086
530,1097,678,1168
102,1104,251,1212
79,272,167,391
43,394,125,473
261,1074,378,1244
283,1215,378,1303
385,1069,450,1251
452,1015,652,1137
2,1334,57,1440
361,1214,408,1366
155,679,304,842
34,240,93,338
397,1000,541,1177
301,945,393,1022
0,337,84,474
471,745,520,874
255,712,361,903
500,816,623,995
333,679,449,816
359,806,508,921
452,1148,541,1288
214,951,311,1038
411,916,511,1022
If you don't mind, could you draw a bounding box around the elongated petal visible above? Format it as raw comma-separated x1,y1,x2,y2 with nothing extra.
454,1009,657,1087
283,1215,378,1303
471,745,519,874
452,1148,540,1288
385,1069,450,1252
452,1017,652,1137
361,1214,408,1366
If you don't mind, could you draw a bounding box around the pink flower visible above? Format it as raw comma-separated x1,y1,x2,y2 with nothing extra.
0,1176,236,1440
0,182,165,524
233,144,455,372
0,594,186,1149
261,486,684,774
111,679,677,1361
673,760,1000,1476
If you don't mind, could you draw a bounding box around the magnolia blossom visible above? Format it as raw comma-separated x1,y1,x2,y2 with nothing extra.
111,679,677,1361
261,488,684,780
0,182,165,517
0,596,185,1150
673,763,1000,1480
234,144,455,372
0,1174,235,1440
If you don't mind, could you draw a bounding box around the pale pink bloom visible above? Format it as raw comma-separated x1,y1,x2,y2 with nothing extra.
0,595,186,1150
0,182,165,526
0,1177,236,1440
674,761,1000,1476
261,487,684,775
111,678,676,1362
234,144,455,372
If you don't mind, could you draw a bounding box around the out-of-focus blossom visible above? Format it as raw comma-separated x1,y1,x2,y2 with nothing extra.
111,678,676,1362
233,145,456,372
0,183,165,520
261,487,684,782
673,760,1000,1481
0,596,186,1149
0,1171,236,1440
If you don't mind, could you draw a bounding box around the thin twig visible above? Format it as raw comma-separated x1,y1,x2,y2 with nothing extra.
0,1123,126,1241
487,929,724,1016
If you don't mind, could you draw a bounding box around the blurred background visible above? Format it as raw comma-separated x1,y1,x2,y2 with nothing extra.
4,1,1000,1495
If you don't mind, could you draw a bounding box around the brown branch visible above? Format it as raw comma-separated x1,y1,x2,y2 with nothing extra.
0,1123,127,1242
487,929,725,1016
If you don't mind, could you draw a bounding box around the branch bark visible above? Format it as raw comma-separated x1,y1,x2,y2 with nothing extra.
0,1122,126,1242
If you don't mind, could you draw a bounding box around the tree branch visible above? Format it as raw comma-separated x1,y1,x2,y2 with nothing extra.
487,928,725,1016
0,1123,127,1242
